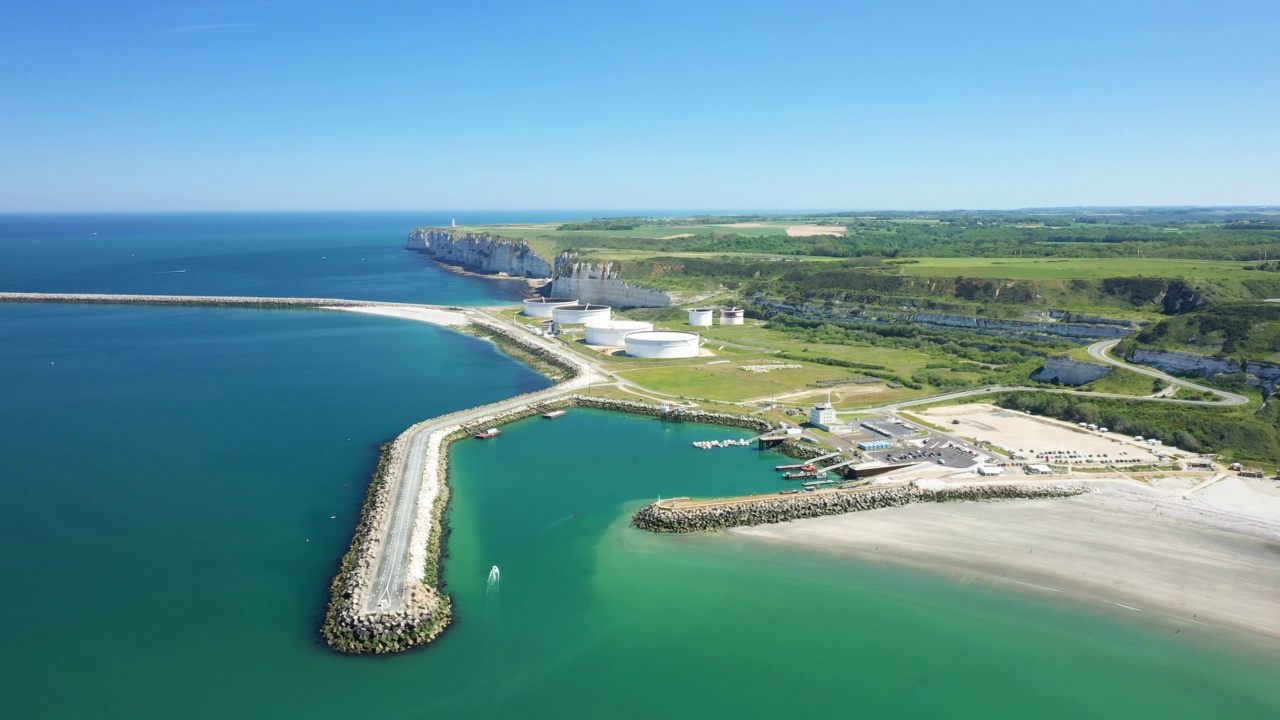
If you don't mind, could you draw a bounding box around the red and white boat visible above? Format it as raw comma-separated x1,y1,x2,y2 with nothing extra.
475,428,502,439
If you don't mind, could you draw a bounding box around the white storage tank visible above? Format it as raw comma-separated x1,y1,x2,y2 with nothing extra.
625,331,701,359
552,303,612,325
720,308,744,325
523,297,578,318
688,308,714,327
584,320,653,346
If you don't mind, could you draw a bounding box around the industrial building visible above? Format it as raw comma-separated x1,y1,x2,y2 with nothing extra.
584,320,653,346
625,330,701,358
522,297,578,318
687,308,714,327
860,420,918,439
719,308,744,325
551,304,611,325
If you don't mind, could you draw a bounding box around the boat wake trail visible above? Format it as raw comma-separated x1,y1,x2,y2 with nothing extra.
485,565,501,619
536,513,579,536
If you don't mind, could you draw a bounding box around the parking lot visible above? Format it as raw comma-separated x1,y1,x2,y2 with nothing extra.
913,403,1169,467
870,436,983,469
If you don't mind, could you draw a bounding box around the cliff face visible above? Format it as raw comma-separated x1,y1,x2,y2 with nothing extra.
910,312,1132,339
549,256,673,308
1032,357,1112,386
1127,348,1280,382
1128,347,1280,393
406,229,553,278
747,298,1134,341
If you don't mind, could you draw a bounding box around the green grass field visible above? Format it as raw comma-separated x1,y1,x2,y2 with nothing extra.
612,358,878,403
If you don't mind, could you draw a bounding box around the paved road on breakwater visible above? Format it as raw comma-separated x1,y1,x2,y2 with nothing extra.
364,383,591,612
364,313,598,613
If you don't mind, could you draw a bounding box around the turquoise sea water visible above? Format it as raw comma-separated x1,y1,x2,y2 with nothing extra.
2,214,1279,718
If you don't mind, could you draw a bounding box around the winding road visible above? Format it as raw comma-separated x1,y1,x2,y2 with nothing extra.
839,340,1249,415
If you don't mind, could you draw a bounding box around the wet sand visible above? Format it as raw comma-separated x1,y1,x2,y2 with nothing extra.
733,480,1280,639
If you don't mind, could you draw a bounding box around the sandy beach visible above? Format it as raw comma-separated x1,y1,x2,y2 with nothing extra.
732,479,1280,640
326,305,471,326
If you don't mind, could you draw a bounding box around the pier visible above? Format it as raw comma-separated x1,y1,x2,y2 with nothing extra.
634,481,1089,533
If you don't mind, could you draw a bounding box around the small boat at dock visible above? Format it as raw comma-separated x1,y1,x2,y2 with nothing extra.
475,428,502,439
691,438,753,449
775,463,816,472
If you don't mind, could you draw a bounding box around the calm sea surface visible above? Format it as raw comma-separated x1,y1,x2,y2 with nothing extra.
1,214,1278,718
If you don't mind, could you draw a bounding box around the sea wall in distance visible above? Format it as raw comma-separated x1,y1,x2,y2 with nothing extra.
0,292,416,308
633,481,1088,533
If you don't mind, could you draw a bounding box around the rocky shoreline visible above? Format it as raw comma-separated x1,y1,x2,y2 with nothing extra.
320,389,784,654
321,437,452,654
632,482,1089,533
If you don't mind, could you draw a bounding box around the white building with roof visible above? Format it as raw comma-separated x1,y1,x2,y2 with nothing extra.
809,393,839,432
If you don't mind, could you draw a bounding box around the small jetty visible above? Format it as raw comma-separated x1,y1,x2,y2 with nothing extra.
542,409,567,419
692,438,753,449
784,470,827,480
777,451,841,471
633,481,1091,533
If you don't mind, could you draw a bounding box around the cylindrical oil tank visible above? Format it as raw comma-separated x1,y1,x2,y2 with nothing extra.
687,308,714,327
584,320,654,346
625,331,701,359
551,303,612,325
522,297,578,318
720,308,744,325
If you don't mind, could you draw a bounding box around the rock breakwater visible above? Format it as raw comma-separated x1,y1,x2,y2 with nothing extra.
633,482,1088,533
322,391,779,654
322,439,450,654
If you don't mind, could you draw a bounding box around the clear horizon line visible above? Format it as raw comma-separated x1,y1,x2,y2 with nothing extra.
2,205,1279,215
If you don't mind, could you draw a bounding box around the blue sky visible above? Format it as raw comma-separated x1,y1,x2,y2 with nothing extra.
1,0,1277,211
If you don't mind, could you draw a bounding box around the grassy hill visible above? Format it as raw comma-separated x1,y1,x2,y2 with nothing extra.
1128,302,1280,363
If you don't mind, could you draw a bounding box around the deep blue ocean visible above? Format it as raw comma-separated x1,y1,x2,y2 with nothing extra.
2,213,1279,719
0,211,596,302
